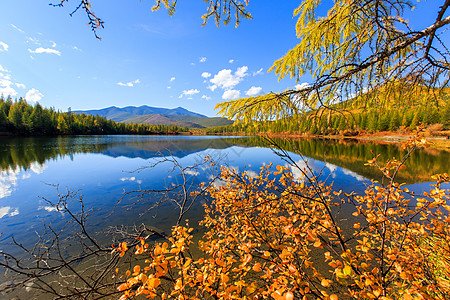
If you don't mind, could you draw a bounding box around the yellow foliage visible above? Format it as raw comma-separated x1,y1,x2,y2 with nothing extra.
116,149,450,299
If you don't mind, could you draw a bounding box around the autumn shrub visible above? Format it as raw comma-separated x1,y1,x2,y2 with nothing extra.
115,136,450,299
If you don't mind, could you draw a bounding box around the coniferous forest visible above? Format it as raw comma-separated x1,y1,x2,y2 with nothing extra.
0,96,188,136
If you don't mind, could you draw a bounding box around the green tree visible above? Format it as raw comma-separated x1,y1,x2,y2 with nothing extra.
0,100,10,130
57,114,69,134
30,104,44,133
440,101,450,128
410,111,420,130
389,110,401,131
7,103,23,132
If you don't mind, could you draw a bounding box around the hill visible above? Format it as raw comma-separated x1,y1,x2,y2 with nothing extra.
74,105,206,121
123,114,232,128
74,105,233,128
123,114,203,128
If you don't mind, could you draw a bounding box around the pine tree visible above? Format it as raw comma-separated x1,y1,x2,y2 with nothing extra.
367,112,378,133
410,112,420,131
8,103,23,132
389,111,400,131
377,112,390,132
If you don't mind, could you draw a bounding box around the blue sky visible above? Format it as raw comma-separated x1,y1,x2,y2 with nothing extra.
0,1,445,116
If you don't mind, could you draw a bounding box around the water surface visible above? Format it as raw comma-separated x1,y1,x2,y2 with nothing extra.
0,135,448,245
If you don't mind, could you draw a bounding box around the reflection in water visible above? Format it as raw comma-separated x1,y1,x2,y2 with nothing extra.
0,168,20,199
229,136,450,184
0,162,47,199
0,135,238,171
1,135,448,184
0,206,19,218
0,135,447,237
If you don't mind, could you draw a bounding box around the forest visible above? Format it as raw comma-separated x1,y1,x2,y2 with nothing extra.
208,86,450,136
0,96,189,136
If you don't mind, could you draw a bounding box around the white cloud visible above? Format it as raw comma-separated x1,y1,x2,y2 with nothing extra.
21,162,47,179
288,160,309,183
325,162,338,178
199,57,207,63
50,41,57,48
0,42,8,52
325,162,338,173
179,89,200,98
28,47,61,56
0,65,8,72
210,66,248,90
295,82,311,90
117,82,132,87
26,37,40,45
185,170,200,176
342,168,365,182
235,66,248,78
0,72,12,87
245,170,258,178
0,86,18,97
0,207,19,218
245,86,262,97
120,177,136,182
207,85,217,92
208,175,227,189
15,83,26,89
10,24,25,33
201,72,211,79
229,59,234,64
167,86,171,89
170,77,176,82
253,68,264,76
73,46,82,51
202,95,211,101
25,88,43,102
29,162,47,174
0,168,20,199
42,206,58,212
117,79,140,87
222,89,240,100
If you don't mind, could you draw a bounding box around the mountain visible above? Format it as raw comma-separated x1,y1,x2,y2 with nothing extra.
74,105,207,122
73,105,233,128
123,114,204,128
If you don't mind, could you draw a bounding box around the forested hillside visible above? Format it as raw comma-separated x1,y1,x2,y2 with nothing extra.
0,96,188,136
208,85,450,136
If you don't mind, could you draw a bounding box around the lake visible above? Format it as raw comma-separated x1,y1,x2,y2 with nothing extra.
0,134,449,298
0,135,449,246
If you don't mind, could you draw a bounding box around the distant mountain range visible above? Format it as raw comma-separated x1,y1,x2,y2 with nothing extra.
74,105,233,128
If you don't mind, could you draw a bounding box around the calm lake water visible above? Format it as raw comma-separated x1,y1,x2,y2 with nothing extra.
0,135,449,246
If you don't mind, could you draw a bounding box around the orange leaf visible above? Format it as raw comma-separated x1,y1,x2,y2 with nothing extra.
117,283,129,291
133,265,141,276
253,262,262,272
285,291,294,300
